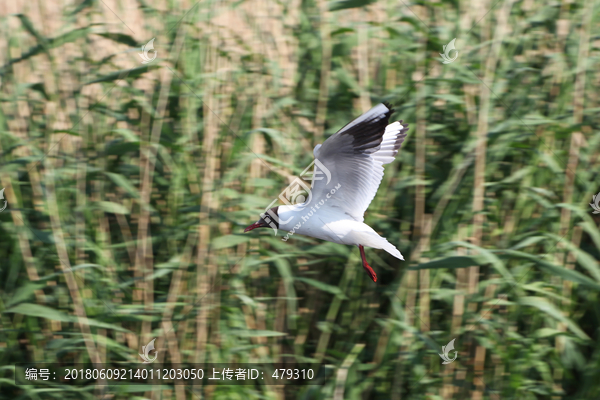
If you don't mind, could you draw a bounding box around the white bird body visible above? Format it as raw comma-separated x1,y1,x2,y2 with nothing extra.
246,103,409,282
277,205,403,260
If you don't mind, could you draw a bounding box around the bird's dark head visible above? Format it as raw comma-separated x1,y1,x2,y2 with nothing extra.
244,206,280,233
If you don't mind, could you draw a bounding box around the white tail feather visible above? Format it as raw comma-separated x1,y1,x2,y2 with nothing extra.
380,239,404,260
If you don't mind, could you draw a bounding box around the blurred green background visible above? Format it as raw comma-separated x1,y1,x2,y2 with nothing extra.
1,0,600,398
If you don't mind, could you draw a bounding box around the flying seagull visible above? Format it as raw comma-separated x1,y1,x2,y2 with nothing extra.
245,103,409,282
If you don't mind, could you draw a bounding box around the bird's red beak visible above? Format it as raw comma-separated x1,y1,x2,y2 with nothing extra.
244,221,264,233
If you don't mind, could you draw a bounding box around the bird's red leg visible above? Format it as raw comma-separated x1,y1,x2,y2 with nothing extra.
359,245,377,282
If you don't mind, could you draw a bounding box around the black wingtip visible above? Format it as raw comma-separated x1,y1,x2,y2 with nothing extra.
382,102,395,117
334,102,401,152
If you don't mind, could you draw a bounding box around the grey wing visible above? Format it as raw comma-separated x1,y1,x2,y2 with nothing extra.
309,103,409,222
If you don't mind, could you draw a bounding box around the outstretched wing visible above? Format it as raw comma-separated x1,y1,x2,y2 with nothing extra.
310,103,408,222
